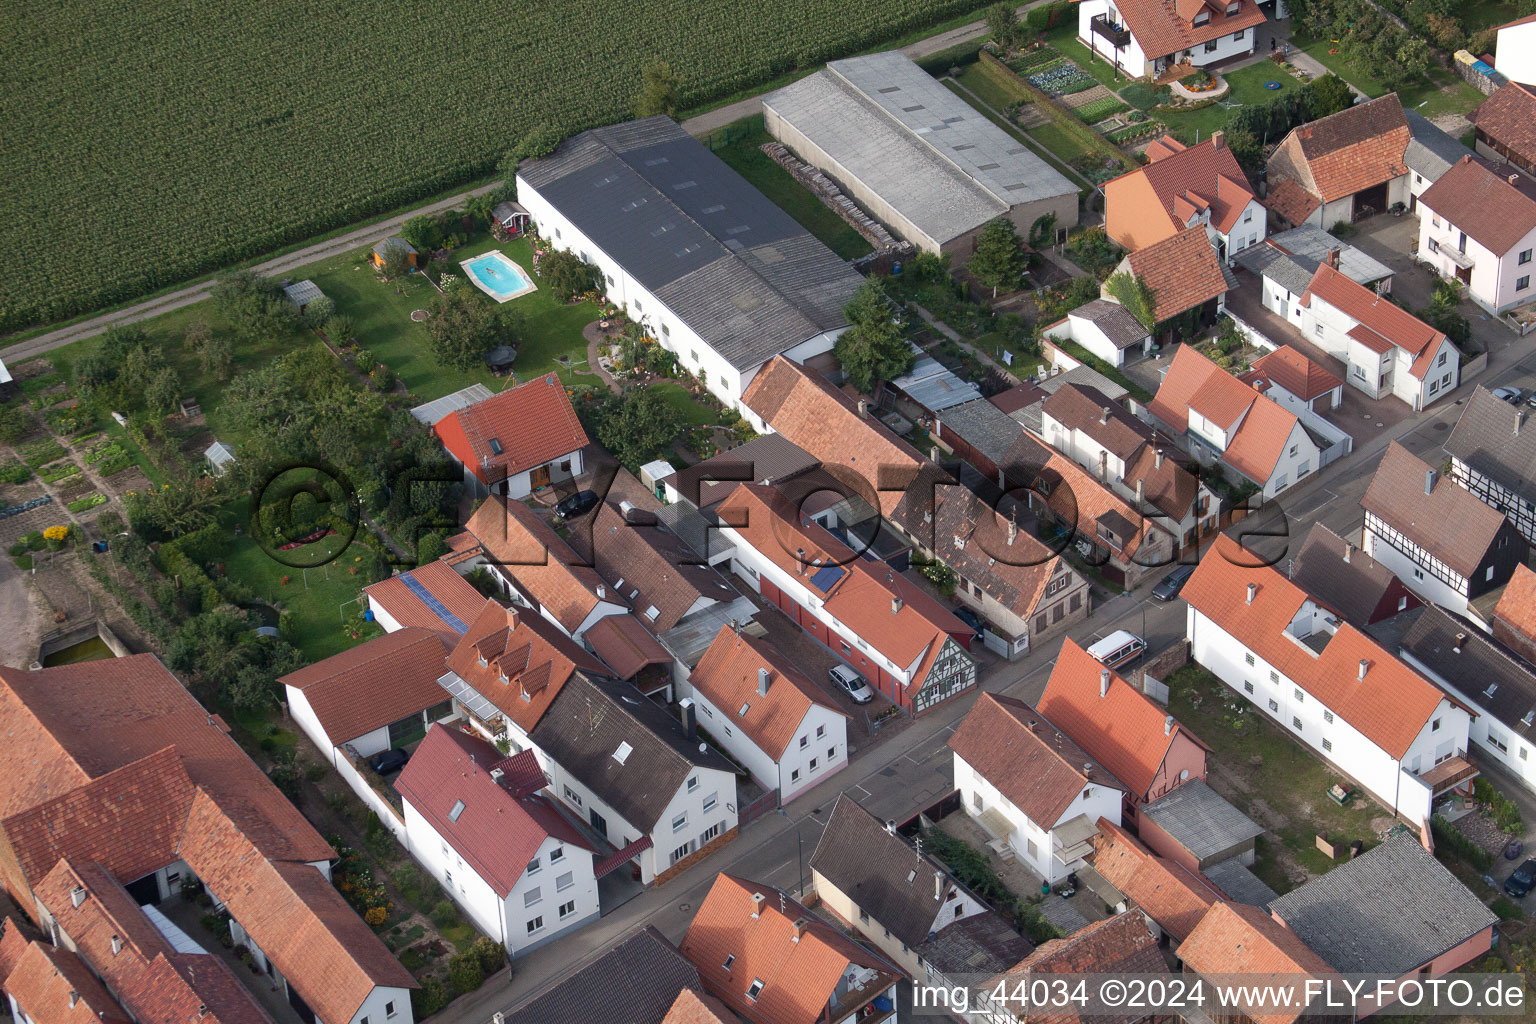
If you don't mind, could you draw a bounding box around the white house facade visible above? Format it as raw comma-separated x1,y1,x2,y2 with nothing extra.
679,685,848,803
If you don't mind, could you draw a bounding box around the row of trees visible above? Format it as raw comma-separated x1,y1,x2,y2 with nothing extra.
1219,73,1355,172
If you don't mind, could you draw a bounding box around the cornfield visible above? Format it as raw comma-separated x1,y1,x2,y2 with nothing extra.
0,0,993,333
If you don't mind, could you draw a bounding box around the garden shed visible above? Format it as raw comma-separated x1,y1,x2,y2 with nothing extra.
204,440,236,476
281,279,326,311
370,236,417,269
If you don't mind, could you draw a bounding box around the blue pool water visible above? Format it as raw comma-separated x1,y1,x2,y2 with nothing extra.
465,252,533,298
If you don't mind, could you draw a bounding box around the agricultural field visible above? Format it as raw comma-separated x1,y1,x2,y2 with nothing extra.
0,0,997,334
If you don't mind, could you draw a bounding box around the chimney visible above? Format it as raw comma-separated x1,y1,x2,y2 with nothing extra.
934,872,944,902
750,892,765,919
1007,510,1018,546
1343,542,1352,564
680,698,697,740
891,596,903,614
757,667,770,696
1100,406,1111,425
885,819,898,835
1513,174,1523,186
931,446,941,461
1425,468,1437,495
1100,669,1110,698
1135,478,1145,504
1519,411,1527,437
596,584,606,599
1246,582,1257,604
1212,129,1225,149
1098,450,1108,481
69,992,79,1010
1327,247,1341,270
1164,714,1175,736
1358,658,1369,681
1155,448,1165,470
792,917,808,942
857,399,868,418
1454,631,1466,653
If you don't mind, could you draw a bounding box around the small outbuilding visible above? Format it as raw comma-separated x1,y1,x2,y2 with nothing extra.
282,279,326,311
371,236,418,270
204,440,236,476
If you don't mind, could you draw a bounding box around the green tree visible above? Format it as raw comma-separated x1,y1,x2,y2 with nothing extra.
1105,271,1157,330
145,367,181,416
326,314,356,345
183,319,212,353
1310,74,1353,118
635,58,682,118
969,217,1029,298
401,214,445,254
416,531,448,565
302,294,335,329
985,2,1022,49
426,282,517,372
229,664,277,714
0,404,28,445
212,270,297,339
539,248,601,303
127,470,225,538
1035,276,1101,321
200,334,235,380
833,278,914,392
581,388,684,471
1223,124,1263,173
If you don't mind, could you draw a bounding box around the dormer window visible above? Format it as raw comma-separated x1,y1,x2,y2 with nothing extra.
1226,1,1239,12
478,655,488,667
1194,9,1210,23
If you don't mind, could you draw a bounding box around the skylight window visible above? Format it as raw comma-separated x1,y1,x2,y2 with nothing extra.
739,702,751,717
613,741,633,765
488,438,503,455
449,800,466,822
747,980,764,1001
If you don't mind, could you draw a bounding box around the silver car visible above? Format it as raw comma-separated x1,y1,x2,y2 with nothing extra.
829,664,875,704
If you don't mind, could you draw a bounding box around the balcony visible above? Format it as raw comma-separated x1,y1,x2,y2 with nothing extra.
1091,14,1132,48
830,977,898,1024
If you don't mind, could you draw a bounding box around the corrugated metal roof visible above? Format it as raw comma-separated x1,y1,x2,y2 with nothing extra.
890,356,982,412
410,383,496,426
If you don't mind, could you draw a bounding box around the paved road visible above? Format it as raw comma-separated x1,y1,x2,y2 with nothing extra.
0,182,502,366
680,2,1045,137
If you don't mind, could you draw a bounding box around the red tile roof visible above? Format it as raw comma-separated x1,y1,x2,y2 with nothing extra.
1183,534,1452,758
1143,135,1187,162
0,656,332,865
1418,155,1536,256
1362,441,1514,579
931,484,1064,618
584,614,673,680
277,627,450,748
179,791,417,1024
363,561,488,642
1242,346,1343,402
661,989,742,1024
1123,227,1230,322
433,375,589,486
1107,137,1255,249
442,599,608,733
467,496,613,633
1149,345,1302,485
394,727,591,898
1038,452,1172,565
689,628,847,760
1178,903,1335,1024
1109,0,1267,60
1469,83,1536,170
948,693,1123,827
1038,640,1207,799
3,939,129,1024
680,874,901,1024
1303,263,1447,376
717,484,971,693
1091,820,1220,941
1282,94,1410,203
1494,563,1536,644
994,913,1165,1024
741,357,924,516
1263,179,1321,226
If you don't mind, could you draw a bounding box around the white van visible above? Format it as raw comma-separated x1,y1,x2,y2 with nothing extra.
1086,630,1146,669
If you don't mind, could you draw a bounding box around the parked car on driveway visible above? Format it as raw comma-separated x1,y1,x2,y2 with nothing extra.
1505,858,1536,897
1493,387,1523,405
952,606,985,640
828,664,875,705
1151,565,1195,601
368,747,410,775
555,489,600,519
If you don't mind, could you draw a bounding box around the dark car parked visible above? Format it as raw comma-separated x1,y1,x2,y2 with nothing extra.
369,747,411,776
1151,565,1195,601
952,606,985,639
555,489,600,519
1505,857,1536,898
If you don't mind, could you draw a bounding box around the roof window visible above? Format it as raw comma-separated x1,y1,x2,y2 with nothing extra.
449,800,466,822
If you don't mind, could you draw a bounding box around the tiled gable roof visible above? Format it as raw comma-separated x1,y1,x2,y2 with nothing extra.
277,627,450,748
1038,640,1207,798
1069,299,1151,349
1446,385,1536,509
583,613,673,680
1123,443,1203,522
1183,535,1450,758
1148,346,1301,484
1179,902,1335,1024
741,357,924,516
931,485,1062,619
1042,384,1156,460
1091,820,1219,941
948,693,1122,828
1303,263,1446,368
441,599,608,733
1263,178,1321,225
589,500,737,631
466,496,613,632
503,927,704,1024
4,939,129,1024
681,874,901,1024
1419,155,1536,256
1285,94,1410,202
363,561,487,642
1108,137,1254,245
1242,346,1342,402
432,374,588,485
178,792,416,1024
1495,563,1536,646
1122,227,1229,322
1109,0,1267,59
662,989,742,1024
394,727,590,898
690,628,846,760
1469,83,1536,169
1140,779,1263,863
1039,452,1172,563
993,913,1164,1024
1289,521,1409,628
1363,441,1512,578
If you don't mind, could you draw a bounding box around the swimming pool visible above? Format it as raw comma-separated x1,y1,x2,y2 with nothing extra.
460,250,538,302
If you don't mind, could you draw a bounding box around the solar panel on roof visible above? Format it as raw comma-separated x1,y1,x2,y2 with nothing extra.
809,565,845,593
400,571,469,635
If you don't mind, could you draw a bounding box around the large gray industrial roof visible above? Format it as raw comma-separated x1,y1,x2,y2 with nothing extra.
762,51,1077,247
517,117,862,372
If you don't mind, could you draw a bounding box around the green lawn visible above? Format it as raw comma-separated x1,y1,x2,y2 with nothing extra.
1464,0,1519,33
706,115,873,261
1157,62,1306,141
1029,119,1098,164
649,380,720,427
1168,664,1387,893
1292,35,1485,118
942,77,1093,190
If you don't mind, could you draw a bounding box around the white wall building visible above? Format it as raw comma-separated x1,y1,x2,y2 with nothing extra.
1077,0,1267,78
1417,156,1536,315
